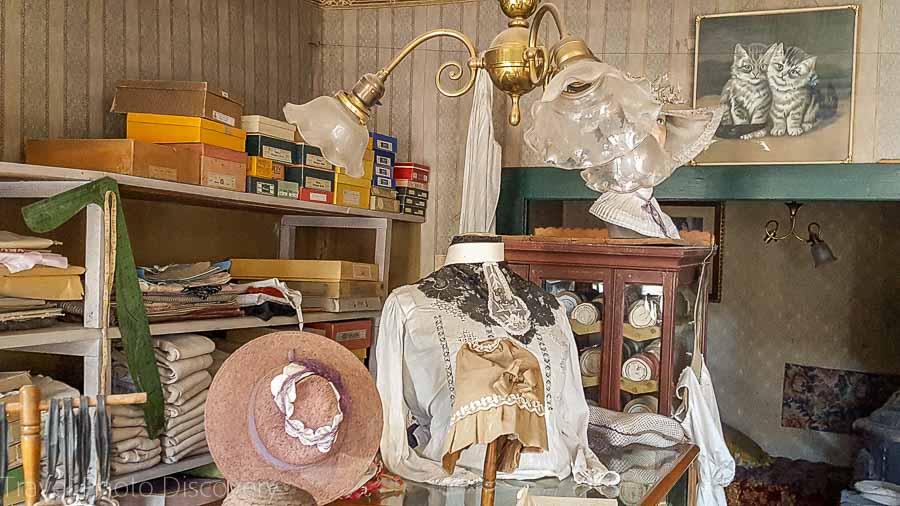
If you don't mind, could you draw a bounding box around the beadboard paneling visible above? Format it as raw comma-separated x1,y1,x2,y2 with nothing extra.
0,0,322,163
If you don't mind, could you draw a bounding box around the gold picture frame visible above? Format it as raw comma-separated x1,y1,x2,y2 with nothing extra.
692,5,859,165
659,202,725,303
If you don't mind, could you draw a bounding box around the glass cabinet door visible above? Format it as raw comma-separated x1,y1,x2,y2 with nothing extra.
671,264,706,414
619,281,663,415
529,266,611,403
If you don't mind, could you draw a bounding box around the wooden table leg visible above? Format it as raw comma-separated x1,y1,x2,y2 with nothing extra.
687,459,699,506
20,385,42,506
481,439,499,506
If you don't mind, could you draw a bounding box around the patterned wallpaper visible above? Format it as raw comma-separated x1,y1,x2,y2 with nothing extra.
317,0,900,464
705,202,900,464
0,0,322,162
0,0,897,465
317,0,900,268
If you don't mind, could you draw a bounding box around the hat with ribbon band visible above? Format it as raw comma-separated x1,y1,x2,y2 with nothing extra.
206,331,383,505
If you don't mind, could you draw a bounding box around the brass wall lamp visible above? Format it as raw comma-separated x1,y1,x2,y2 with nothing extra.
764,202,837,268
284,0,599,176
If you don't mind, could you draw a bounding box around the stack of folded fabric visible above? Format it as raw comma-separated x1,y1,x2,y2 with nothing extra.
110,404,161,476
154,333,215,463
138,261,243,323
0,231,84,331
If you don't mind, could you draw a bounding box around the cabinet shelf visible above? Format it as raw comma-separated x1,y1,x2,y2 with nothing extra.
620,378,659,395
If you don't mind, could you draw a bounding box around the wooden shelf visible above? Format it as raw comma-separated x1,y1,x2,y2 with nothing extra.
0,322,99,351
0,312,381,353
620,377,659,395
0,162,424,222
111,453,213,490
111,311,381,337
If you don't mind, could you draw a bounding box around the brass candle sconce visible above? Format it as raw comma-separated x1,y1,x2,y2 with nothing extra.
764,201,837,268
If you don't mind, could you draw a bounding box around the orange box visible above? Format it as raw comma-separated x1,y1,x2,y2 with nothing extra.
305,319,373,350
272,162,285,181
169,143,247,192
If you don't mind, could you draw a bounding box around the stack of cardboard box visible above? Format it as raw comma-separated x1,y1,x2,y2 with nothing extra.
229,259,382,313
367,132,403,213
394,162,430,218
242,115,295,199
26,80,248,192
287,143,336,204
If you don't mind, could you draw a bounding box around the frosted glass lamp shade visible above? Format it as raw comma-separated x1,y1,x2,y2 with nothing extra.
284,96,369,177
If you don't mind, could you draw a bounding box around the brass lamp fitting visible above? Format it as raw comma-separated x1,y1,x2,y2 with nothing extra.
330,0,599,128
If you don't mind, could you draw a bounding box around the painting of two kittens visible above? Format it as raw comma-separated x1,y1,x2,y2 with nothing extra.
693,6,857,164
718,42,837,141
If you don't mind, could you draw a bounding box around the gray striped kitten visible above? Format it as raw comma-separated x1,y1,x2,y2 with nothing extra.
767,43,820,136
720,42,778,139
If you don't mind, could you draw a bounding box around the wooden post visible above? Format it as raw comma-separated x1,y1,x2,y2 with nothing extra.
481,439,499,506
20,385,41,506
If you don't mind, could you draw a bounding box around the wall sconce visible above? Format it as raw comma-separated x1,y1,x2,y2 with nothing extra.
764,201,837,268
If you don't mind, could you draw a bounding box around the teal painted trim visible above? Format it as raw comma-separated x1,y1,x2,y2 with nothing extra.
496,163,900,234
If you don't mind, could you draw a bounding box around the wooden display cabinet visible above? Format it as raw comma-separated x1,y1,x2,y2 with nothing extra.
503,237,715,416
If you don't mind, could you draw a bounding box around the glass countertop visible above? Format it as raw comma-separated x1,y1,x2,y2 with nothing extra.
334,443,697,506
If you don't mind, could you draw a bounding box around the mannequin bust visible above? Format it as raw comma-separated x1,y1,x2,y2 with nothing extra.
375,234,619,490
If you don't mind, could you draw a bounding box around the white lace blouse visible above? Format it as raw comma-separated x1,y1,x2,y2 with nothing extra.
374,263,620,488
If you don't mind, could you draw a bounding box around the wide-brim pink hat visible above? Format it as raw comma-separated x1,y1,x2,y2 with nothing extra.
206,331,382,504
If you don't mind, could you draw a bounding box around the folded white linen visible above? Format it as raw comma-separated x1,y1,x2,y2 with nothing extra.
162,371,211,405
112,455,161,476
113,444,162,464
164,389,207,417
153,334,216,361
112,436,160,454
161,422,205,448
157,353,213,384
162,431,207,460
111,426,149,444
108,404,144,418
161,438,209,464
165,402,205,431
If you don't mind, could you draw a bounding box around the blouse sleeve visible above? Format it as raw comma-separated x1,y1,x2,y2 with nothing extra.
555,307,621,487
375,292,482,486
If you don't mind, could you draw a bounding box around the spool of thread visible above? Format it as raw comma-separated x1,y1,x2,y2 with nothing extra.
627,298,659,328
622,339,642,360
572,302,603,326
621,344,660,382
579,346,603,377
556,291,582,317
623,395,659,414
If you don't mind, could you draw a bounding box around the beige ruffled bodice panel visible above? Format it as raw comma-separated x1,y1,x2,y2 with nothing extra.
442,339,549,474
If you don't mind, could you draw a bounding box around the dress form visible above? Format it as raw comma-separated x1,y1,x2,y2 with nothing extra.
375,235,619,494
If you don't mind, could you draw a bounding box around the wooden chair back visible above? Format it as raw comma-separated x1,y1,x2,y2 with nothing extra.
2,384,146,506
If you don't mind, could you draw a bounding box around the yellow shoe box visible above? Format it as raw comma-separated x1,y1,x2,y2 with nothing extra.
126,112,246,152
335,182,371,209
247,156,274,179
334,149,375,184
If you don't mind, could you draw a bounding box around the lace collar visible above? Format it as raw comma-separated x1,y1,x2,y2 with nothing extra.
416,262,559,344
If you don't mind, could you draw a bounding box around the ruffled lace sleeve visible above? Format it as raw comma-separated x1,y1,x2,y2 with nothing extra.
375,292,482,486
554,307,621,487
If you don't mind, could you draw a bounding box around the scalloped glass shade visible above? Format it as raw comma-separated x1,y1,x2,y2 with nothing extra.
283,97,368,178
524,83,651,170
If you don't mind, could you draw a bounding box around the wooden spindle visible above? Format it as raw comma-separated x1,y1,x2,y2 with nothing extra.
480,439,499,506
19,385,41,506
3,392,146,414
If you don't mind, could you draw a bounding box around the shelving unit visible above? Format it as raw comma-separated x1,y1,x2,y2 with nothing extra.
111,453,214,489
0,162,408,487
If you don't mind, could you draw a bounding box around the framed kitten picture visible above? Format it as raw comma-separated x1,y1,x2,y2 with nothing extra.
693,5,858,165
658,202,725,303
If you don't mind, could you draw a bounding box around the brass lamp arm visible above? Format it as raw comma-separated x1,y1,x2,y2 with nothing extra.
340,28,482,124
527,3,568,50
